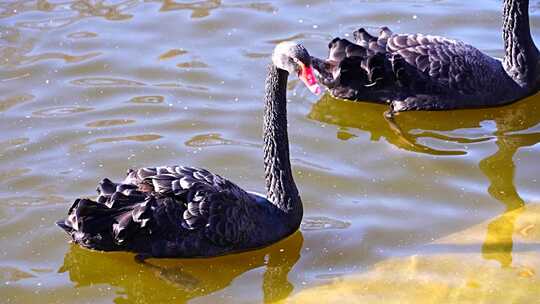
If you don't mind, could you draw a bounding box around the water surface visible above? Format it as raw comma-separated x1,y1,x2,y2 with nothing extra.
1,0,539,303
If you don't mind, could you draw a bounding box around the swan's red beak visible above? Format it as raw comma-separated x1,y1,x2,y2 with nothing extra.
299,63,321,95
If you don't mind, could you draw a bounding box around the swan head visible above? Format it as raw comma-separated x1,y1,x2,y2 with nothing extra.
272,41,321,95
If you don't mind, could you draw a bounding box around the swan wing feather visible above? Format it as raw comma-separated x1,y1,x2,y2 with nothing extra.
315,27,498,101
384,33,480,94
61,165,259,254
122,166,256,244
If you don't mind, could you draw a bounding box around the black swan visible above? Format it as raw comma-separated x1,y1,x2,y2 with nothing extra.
305,0,540,113
56,42,319,258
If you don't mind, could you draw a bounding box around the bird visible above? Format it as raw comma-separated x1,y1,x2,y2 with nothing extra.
305,0,540,114
56,41,320,259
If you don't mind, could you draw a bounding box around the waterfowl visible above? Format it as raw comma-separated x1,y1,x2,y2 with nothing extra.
307,0,540,113
56,41,320,258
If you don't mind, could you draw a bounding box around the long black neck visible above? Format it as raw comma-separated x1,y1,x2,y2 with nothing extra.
502,0,539,89
263,65,302,230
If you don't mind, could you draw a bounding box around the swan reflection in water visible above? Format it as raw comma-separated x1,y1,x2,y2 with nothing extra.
308,93,540,267
59,231,302,303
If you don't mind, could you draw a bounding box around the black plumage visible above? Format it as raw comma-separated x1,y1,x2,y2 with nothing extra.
58,128,293,258
310,0,540,112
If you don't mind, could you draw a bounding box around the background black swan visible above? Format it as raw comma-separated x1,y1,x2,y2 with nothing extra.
307,0,539,113
56,42,318,258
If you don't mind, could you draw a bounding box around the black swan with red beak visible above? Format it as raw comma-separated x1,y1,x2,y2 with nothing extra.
305,0,540,114
56,42,318,258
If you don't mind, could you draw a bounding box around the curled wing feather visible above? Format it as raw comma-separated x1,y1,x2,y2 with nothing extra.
317,27,491,97
95,165,257,247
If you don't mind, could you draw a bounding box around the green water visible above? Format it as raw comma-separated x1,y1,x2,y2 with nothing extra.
1,0,539,303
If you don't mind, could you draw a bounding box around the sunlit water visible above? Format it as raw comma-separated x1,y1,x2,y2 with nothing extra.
1,0,539,303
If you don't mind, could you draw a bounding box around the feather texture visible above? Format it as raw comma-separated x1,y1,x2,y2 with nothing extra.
58,166,283,257
311,23,537,112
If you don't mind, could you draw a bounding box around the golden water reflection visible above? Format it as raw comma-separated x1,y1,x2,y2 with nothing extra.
308,93,540,267
479,131,540,266
59,232,303,303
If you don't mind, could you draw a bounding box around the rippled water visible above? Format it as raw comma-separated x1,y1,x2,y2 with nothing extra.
1,0,539,303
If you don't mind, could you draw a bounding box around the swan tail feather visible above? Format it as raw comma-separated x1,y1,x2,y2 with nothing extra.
56,187,156,251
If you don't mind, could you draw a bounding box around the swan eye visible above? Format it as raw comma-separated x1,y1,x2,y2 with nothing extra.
291,57,305,73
